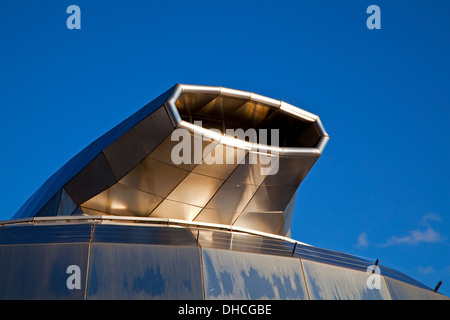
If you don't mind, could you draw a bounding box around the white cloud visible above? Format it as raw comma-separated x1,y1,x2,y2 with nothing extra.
383,226,446,246
418,266,435,275
420,213,442,225
356,232,369,248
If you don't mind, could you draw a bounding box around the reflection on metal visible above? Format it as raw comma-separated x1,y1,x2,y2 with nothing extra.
0,219,447,300
11,84,329,237
6,84,445,300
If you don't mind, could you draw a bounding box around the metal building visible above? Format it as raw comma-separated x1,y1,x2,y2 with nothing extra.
0,84,447,300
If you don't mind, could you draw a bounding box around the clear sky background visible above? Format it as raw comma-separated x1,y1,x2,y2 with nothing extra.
0,0,449,295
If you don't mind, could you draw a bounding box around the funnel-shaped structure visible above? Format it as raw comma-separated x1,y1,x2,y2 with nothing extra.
12,84,329,237
2,84,447,300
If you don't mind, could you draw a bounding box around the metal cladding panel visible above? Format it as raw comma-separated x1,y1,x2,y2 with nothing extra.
133,106,175,154
80,182,163,217
57,188,77,216
194,228,294,257
228,152,278,186
0,243,89,299
301,260,391,300
11,84,329,238
147,134,198,172
86,243,203,300
102,128,147,181
384,277,449,300
0,224,93,245
204,181,258,212
232,211,285,235
242,184,300,213
166,173,224,208
175,91,219,116
202,248,308,300
11,86,176,219
150,199,202,220
92,224,197,246
193,208,240,225
35,190,61,217
64,152,117,205
193,144,247,180
120,157,190,198
262,156,318,186
294,243,372,273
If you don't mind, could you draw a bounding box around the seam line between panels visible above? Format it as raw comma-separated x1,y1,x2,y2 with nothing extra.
198,243,206,300
382,275,393,300
298,257,311,300
84,223,96,300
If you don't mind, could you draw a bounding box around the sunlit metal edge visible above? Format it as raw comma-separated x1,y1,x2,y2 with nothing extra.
174,84,328,155
0,215,310,246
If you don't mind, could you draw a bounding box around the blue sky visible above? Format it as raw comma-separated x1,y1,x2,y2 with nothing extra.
0,0,449,295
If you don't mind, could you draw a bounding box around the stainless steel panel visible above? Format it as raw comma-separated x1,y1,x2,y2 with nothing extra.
228,151,278,186
282,192,297,237
219,87,251,100
92,224,197,246
120,157,189,198
262,156,318,186
205,181,258,212
193,144,247,180
193,208,240,225
167,173,224,208
232,211,285,235
80,206,105,216
242,184,298,213
384,277,449,300
134,106,174,154
103,128,147,181
301,260,391,300
194,96,247,120
228,101,274,128
148,131,214,172
57,188,77,216
0,243,89,299
35,190,61,217
175,92,219,115
150,199,202,220
202,248,308,299
81,183,163,217
64,152,117,205
86,243,203,299
250,92,281,108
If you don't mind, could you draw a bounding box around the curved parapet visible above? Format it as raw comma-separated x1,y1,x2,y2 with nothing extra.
12,84,329,237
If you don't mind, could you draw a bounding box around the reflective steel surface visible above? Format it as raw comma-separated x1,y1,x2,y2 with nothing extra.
11,84,329,237
0,218,447,300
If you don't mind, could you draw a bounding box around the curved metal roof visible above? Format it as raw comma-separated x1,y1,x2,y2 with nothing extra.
12,84,329,237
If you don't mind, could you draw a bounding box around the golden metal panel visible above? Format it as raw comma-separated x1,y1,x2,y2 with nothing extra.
262,156,318,186
193,144,247,180
120,157,189,198
166,173,224,208
232,211,285,235
242,184,298,213
103,128,147,180
150,199,202,221
205,181,258,212
148,131,217,171
228,152,279,186
193,208,240,225
134,106,174,154
81,183,163,217
175,92,218,116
